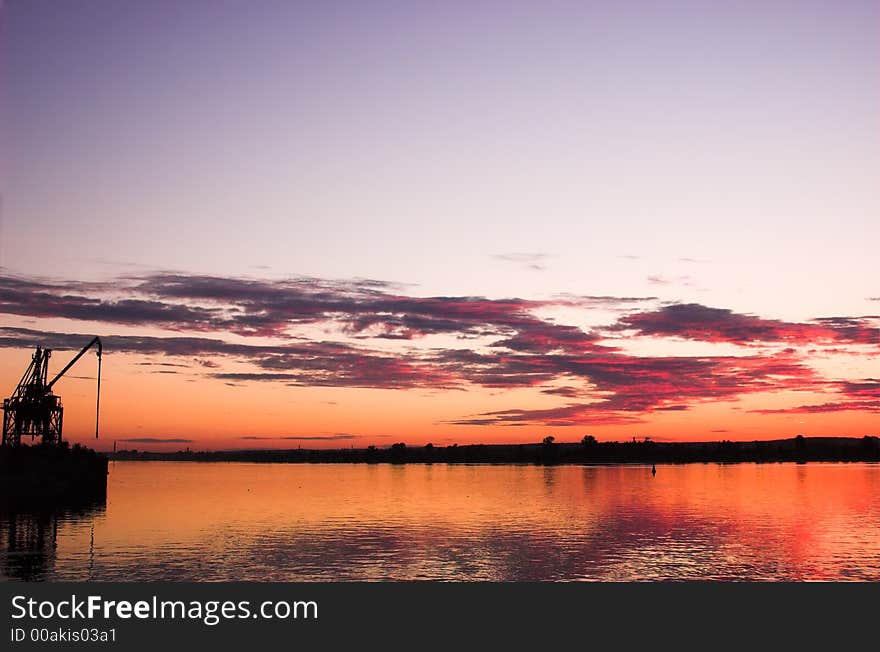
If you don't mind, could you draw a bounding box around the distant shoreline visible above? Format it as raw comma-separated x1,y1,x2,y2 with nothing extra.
108,435,880,465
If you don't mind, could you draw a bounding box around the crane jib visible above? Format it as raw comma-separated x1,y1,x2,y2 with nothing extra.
2,336,103,447
47,336,102,390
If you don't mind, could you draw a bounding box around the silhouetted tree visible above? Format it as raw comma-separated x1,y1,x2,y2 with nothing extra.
794,434,806,462
540,435,558,464
390,442,407,463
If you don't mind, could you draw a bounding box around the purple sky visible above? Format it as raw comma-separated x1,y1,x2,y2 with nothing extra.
0,1,877,445
2,1,877,317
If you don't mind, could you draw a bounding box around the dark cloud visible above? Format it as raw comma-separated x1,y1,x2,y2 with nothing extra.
240,434,357,441
118,437,193,443
137,273,419,336
451,404,644,427
0,274,222,330
812,317,880,345
616,303,880,346
2,321,820,423
0,326,285,357
540,386,584,398
0,272,655,345
0,326,454,390
839,379,880,398
446,351,818,426
141,273,655,349
219,340,458,389
2,271,878,428
489,322,601,354
493,253,549,271
750,401,880,414
749,379,880,414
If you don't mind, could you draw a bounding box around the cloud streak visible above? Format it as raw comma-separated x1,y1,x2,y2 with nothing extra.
616,303,880,346
749,379,880,415
240,434,357,441
118,437,193,443
493,253,549,271
2,271,878,428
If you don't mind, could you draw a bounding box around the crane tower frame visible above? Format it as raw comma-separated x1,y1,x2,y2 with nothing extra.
2,337,102,447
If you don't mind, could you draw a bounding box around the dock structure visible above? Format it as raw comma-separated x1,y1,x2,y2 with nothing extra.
1,338,108,502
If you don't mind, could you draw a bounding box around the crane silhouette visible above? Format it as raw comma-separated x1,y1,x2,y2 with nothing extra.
2,337,102,447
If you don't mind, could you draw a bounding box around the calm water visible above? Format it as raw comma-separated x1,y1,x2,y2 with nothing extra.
3,461,880,581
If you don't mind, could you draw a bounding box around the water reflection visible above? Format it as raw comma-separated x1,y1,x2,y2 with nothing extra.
0,499,106,581
3,462,880,581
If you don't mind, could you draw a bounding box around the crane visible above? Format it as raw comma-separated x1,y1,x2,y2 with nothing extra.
1,337,102,447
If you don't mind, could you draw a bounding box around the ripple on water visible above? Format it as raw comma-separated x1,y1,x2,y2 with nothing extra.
3,462,880,581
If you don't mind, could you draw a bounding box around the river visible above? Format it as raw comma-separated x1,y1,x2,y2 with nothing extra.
2,461,879,581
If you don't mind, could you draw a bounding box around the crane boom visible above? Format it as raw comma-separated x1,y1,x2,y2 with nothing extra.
2,336,103,446
46,336,103,439
47,336,102,389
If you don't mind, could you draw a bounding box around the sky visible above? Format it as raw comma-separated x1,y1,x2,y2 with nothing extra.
0,0,877,450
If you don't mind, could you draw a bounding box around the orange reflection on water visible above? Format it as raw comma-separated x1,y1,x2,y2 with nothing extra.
5,461,880,580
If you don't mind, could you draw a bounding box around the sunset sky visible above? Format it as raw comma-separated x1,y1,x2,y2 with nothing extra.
1,1,877,450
